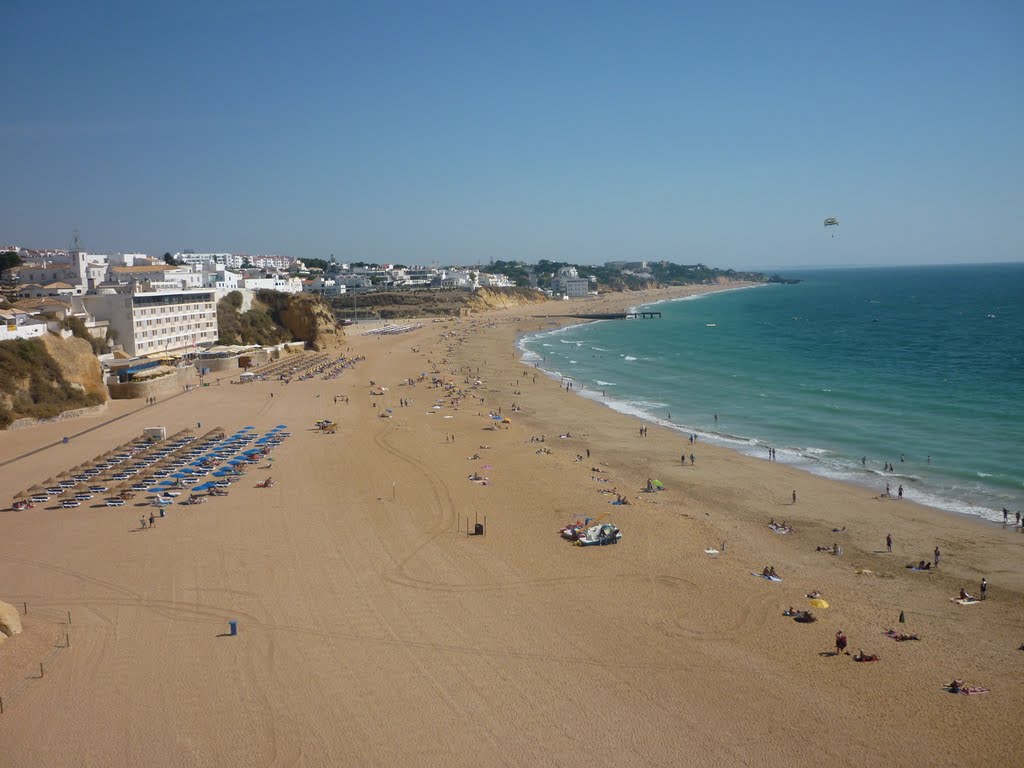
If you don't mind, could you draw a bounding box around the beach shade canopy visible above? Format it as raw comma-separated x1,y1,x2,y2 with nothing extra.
808,598,830,610
193,482,216,491
501,418,511,424
243,449,261,455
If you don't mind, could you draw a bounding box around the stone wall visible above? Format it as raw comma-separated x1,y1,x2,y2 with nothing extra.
107,367,195,400
6,402,109,431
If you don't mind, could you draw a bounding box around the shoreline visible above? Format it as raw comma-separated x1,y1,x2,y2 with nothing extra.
517,285,1020,531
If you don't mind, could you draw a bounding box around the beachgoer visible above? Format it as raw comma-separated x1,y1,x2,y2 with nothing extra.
853,650,878,662
792,490,797,504
898,485,904,499
886,533,892,552
980,578,987,600
768,566,778,578
959,588,973,601
934,546,941,568
149,513,155,528
690,452,695,464
762,566,771,577
835,630,848,655
681,454,686,465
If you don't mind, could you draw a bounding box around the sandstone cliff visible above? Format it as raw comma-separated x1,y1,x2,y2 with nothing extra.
272,292,344,350
0,334,106,428
465,287,550,312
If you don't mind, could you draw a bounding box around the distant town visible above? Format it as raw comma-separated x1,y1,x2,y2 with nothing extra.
1,240,771,360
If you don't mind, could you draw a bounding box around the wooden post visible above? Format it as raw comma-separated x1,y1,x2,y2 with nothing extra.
67,610,72,625
40,662,44,678
1,695,4,714
23,601,27,614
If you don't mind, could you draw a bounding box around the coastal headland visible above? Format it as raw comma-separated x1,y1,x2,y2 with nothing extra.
0,284,1020,766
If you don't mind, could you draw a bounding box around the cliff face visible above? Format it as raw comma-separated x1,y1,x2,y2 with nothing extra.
256,291,344,351
331,287,550,319
41,334,107,400
0,334,106,428
274,293,344,350
466,287,549,312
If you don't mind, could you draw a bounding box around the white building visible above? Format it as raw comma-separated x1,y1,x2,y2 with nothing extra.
249,254,295,271
82,289,218,357
478,272,516,288
242,275,303,294
0,308,48,341
203,266,242,293
109,253,154,268
174,252,234,268
14,247,107,294
304,275,346,296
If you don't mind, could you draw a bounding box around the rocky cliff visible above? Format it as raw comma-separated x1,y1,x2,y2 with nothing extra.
465,287,550,312
0,334,107,428
217,291,345,351
331,287,550,319
271,292,344,350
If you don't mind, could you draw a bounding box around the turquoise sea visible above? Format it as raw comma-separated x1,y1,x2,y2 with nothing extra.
519,264,1024,523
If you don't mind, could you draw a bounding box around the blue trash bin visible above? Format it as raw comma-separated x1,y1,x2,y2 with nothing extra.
229,620,237,636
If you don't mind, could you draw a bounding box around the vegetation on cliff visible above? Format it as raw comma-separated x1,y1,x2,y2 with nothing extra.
0,337,105,428
217,290,342,349
330,286,547,320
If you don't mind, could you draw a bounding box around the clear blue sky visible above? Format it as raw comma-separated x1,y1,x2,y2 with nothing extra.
2,0,1022,268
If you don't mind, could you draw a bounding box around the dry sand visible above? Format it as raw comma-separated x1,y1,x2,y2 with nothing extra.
1,286,1021,766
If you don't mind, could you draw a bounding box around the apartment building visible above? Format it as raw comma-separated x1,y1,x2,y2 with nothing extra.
82,289,218,357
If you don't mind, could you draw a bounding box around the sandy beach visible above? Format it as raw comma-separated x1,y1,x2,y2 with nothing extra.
1,285,1021,767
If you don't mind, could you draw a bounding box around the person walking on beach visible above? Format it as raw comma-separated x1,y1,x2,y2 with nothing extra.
898,485,904,499
690,452,695,465
149,513,155,528
980,578,987,600
792,490,797,504
934,546,941,568
835,630,848,656
681,453,686,465
886,533,892,553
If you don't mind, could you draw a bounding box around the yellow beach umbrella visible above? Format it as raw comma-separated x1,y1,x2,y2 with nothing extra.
809,598,830,610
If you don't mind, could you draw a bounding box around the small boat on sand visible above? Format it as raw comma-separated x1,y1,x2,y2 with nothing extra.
576,523,622,547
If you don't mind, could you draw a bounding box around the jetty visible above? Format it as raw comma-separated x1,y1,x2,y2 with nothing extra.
533,311,661,320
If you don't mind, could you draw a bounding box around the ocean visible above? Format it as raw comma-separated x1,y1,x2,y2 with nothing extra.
518,263,1024,524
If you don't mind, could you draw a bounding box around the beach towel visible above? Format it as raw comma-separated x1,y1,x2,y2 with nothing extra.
945,686,989,695
950,598,981,605
703,549,719,556
751,573,783,582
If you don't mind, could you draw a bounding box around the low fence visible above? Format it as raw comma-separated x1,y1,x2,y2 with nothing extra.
0,604,73,716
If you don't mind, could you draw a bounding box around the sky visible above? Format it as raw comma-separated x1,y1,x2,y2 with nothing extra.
2,0,1022,269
